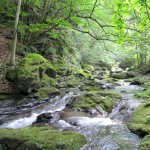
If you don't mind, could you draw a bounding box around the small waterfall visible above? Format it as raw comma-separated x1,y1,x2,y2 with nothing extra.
0,79,142,150
108,100,126,119
0,92,83,129
117,80,130,86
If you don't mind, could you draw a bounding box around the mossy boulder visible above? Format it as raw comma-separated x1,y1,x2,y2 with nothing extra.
134,88,150,99
99,91,122,99
110,71,136,79
73,91,119,112
6,53,56,93
53,56,70,76
0,127,86,150
139,135,150,150
34,86,60,100
58,79,81,88
82,64,94,72
73,68,93,79
38,76,58,88
128,102,150,137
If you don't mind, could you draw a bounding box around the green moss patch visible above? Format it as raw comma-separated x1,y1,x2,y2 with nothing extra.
140,135,150,150
99,91,122,99
82,64,94,72
110,71,136,79
125,77,150,84
38,76,58,88
0,93,25,101
0,93,13,101
134,88,150,99
0,127,86,150
6,53,56,93
73,91,119,112
73,68,93,79
53,56,69,76
34,86,60,100
128,102,150,137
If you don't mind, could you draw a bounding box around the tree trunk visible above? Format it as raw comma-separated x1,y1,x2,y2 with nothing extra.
10,0,22,66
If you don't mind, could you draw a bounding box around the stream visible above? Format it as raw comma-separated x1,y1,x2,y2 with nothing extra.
0,80,144,150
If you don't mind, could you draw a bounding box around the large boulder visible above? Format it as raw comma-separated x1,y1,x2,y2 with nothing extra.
71,90,121,113
0,127,86,150
128,102,150,149
6,53,56,93
82,64,94,72
128,102,150,137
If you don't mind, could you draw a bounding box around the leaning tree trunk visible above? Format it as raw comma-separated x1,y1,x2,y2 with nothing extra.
10,0,22,66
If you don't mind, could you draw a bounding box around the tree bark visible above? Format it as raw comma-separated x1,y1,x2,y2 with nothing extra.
10,0,22,66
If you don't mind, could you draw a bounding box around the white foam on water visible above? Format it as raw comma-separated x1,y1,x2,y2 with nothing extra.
70,117,118,127
0,92,76,129
1,113,39,129
57,120,72,128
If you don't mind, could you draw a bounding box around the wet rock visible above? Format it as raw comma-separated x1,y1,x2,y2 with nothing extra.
130,80,142,85
111,67,123,73
36,112,59,123
120,90,127,93
101,83,115,89
89,108,100,116
96,106,108,117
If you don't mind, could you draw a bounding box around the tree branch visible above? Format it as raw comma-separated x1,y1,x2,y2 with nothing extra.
90,0,98,17
102,40,121,60
73,28,116,42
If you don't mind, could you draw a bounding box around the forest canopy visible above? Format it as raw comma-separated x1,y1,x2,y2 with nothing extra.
0,0,150,70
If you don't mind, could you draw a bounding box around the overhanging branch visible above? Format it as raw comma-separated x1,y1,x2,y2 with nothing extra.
73,28,116,42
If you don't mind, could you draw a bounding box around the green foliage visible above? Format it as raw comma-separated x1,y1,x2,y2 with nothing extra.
0,0,150,72
113,0,127,43
0,0,16,25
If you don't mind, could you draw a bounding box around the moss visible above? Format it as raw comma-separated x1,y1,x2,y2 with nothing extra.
0,144,2,150
38,76,58,88
128,102,150,137
134,88,150,99
6,53,56,93
82,85,101,91
73,91,117,112
0,93,25,101
140,135,150,150
82,64,94,72
100,98,112,112
111,72,127,79
125,77,149,84
80,80,102,91
99,91,122,99
0,127,86,150
53,57,69,75
59,79,81,88
0,93,12,101
110,71,136,79
73,68,93,79
34,86,60,100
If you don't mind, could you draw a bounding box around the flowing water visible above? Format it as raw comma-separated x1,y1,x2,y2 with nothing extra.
0,80,143,149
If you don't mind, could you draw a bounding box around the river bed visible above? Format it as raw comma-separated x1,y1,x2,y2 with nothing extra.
0,80,143,150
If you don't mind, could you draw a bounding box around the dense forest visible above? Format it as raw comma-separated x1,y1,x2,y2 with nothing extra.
0,0,150,150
